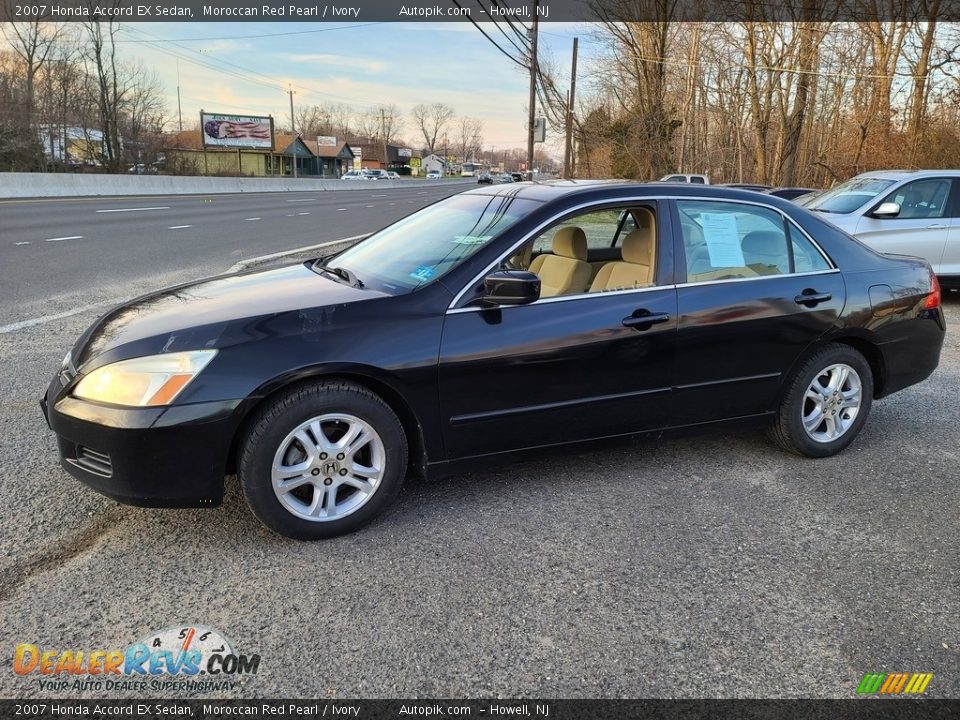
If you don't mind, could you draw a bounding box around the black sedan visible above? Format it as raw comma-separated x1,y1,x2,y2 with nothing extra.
42,182,946,540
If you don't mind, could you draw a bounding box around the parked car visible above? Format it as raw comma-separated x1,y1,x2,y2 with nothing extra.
766,187,818,201
804,170,960,287
362,169,388,180
477,172,493,185
499,173,515,183
425,170,442,179
511,172,524,182
794,191,822,206
341,170,366,180
660,173,710,184
386,171,401,180
42,182,945,539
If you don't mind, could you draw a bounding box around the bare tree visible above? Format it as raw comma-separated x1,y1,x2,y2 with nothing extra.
454,116,483,161
2,21,63,167
411,102,454,155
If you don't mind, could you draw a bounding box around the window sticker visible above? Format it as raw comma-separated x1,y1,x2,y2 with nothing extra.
410,265,437,282
700,213,746,267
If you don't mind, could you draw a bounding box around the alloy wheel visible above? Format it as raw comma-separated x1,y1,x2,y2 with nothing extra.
801,363,863,443
271,413,385,522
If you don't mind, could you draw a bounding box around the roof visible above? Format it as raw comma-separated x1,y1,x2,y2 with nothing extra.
854,169,960,180
463,179,807,209
303,139,353,158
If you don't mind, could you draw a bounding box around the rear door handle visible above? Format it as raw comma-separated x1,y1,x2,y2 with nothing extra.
794,290,832,307
622,311,671,330
926,223,947,229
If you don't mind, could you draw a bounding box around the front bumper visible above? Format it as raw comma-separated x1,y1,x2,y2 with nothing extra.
43,376,242,508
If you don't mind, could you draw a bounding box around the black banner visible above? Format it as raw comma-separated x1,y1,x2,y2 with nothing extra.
3,0,960,23
4,700,960,720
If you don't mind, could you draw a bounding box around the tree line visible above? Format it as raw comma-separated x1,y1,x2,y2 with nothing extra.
538,13,960,186
1,21,166,172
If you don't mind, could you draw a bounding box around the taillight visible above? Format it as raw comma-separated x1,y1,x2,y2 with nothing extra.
924,272,941,310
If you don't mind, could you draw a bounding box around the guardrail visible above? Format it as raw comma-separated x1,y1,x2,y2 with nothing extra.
0,172,473,199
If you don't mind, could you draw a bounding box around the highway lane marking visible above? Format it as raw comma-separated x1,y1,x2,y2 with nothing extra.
297,212,310,216
0,303,110,335
45,235,83,242
168,225,193,230
244,217,261,221
95,206,170,213
372,194,387,197
365,205,374,208
285,198,316,203
15,241,31,245
337,208,346,211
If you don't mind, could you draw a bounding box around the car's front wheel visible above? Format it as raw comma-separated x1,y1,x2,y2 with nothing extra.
769,343,874,458
238,381,408,540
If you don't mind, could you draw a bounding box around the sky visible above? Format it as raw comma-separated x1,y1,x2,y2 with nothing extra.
116,21,596,152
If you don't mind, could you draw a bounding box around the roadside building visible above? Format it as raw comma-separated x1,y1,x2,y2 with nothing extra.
421,153,449,176
37,125,107,168
303,138,355,177
349,139,419,174
163,130,352,177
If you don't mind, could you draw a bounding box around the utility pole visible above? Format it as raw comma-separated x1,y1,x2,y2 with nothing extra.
176,60,183,134
563,37,578,179
288,85,297,178
526,0,539,181
380,108,390,173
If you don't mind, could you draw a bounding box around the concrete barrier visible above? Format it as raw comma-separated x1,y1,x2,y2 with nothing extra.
0,172,473,199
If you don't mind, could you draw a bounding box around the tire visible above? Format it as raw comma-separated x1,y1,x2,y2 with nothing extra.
769,343,874,458
238,380,408,540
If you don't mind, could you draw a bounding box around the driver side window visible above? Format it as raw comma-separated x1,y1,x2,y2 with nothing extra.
882,179,951,219
509,206,659,298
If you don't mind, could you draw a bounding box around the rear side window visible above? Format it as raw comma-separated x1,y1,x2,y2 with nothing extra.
677,200,829,281
690,176,706,184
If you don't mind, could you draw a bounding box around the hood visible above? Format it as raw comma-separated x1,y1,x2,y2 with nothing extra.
74,263,384,369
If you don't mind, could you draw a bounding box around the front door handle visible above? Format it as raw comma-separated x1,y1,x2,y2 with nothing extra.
926,223,947,229
622,311,671,330
795,290,832,307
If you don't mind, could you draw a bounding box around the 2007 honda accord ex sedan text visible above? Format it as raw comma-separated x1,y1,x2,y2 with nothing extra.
42,182,946,539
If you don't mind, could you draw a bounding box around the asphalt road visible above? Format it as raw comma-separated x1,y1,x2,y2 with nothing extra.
0,190,957,699
0,181,470,327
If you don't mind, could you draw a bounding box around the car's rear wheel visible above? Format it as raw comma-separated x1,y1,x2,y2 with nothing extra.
769,343,873,458
238,381,407,540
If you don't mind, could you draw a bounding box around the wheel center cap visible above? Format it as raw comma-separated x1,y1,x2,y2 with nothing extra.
321,459,341,476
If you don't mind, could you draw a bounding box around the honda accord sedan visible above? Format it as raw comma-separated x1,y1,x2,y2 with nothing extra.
42,182,946,539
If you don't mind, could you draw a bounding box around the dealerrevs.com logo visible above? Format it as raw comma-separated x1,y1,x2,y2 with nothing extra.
13,626,260,693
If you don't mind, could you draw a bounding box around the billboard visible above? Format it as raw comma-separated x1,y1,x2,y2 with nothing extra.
317,136,338,147
201,113,274,149
398,148,413,158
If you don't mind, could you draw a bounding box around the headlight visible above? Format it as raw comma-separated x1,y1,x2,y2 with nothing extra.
73,350,217,407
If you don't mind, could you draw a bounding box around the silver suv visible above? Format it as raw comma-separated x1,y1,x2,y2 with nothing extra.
805,170,960,287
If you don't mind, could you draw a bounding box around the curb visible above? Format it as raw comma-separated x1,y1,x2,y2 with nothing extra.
228,233,370,273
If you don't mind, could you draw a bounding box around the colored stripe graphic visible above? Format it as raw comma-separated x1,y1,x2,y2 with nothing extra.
857,672,933,695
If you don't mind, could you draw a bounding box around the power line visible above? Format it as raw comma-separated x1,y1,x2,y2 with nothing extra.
451,0,527,68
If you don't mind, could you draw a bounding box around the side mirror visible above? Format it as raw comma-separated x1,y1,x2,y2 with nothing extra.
483,270,541,306
872,201,901,218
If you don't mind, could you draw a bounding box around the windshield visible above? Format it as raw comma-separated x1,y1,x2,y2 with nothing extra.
328,193,537,293
805,177,896,214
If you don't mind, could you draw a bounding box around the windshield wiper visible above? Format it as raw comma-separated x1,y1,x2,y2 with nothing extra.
312,261,364,288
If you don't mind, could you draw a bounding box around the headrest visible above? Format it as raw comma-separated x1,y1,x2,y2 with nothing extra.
622,208,655,264
622,228,654,265
552,226,587,261
741,230,784,256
